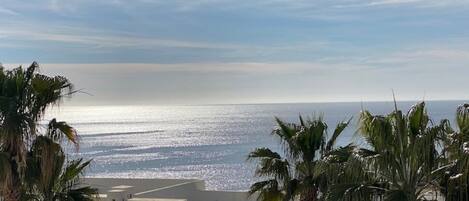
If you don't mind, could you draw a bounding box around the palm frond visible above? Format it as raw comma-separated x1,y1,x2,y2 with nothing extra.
47,118,79,147
325,118,352,152
456,103,469,134
248,148,281,160
249,180,284,201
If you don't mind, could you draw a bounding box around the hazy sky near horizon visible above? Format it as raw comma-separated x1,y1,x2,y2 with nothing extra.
1,0,469,105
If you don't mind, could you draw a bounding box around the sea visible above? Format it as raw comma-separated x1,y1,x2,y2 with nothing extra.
44,101,465,191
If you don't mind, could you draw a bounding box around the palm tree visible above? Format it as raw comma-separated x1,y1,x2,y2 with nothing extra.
439,103,469,201
331,102,449,201
322,144,382,201
0,151,13,195
24,136,97,201
248,115,351,201
0,62,77,201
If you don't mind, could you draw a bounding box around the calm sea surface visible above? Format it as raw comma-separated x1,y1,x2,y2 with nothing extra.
44,101,464,191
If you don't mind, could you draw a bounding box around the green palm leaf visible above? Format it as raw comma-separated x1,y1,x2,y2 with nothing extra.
249,115,351,201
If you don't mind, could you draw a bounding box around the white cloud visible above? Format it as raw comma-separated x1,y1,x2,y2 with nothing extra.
0,6,19,15
361,48,469,65
137,0,469,9
4,0,467,16
14,62,357,74
331,0,469,8
0,21,328,56
98,0,469,21
362,0,426,6
0,24,246,50
4,60,467,104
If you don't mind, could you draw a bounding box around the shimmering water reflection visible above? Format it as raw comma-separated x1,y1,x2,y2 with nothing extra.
45,101,461,190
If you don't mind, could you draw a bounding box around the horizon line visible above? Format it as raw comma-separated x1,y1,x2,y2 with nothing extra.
58,98,469,107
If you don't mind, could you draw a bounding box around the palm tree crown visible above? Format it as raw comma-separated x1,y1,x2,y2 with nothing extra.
248,115,350,201
331,102,450,201
0,62,95,201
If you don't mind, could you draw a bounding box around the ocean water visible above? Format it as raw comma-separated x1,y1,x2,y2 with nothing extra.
44,101,464,191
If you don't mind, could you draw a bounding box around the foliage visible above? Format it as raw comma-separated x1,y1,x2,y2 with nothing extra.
440,103,469,201
23,136,97,201
248,115,351,201
251,101,469,201
328,102,450,201
0,62,96,201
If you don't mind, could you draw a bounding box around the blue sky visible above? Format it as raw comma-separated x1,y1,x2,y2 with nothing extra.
1,0,469,105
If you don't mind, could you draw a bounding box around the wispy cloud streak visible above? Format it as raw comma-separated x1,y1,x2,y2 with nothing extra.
0,6,18,15
0,22,328,56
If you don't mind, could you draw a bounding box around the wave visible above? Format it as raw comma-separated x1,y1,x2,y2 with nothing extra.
81,130,164,137
39,121,160,127
71,121,158,125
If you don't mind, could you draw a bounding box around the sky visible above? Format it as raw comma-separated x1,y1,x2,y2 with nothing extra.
0,0,469,105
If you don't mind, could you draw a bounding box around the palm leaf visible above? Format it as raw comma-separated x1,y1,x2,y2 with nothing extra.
47,118,79,147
